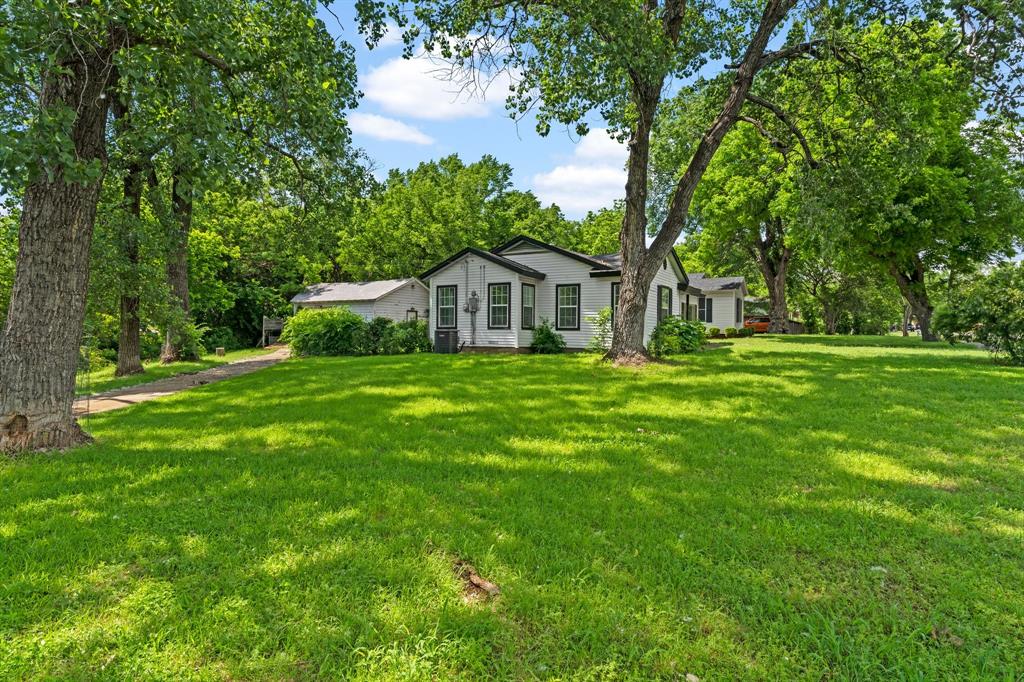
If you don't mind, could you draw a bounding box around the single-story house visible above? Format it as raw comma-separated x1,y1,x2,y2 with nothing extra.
687,273,749,330
290,278,429,322
419,235,703,351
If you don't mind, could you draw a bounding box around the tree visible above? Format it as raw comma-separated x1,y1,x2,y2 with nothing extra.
337,155,575,279
356,0,1023,361
798,25,1024,341
573,205,625,255
935,263,1024,364
0,0,358,452
680,124,807,332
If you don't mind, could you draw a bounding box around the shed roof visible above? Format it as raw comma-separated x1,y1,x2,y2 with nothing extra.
290,278,421,305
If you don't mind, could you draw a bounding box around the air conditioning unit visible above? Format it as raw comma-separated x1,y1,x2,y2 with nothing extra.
434,330,459,354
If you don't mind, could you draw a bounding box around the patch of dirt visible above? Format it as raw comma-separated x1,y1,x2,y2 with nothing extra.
453,559,500,604
929,626,964,648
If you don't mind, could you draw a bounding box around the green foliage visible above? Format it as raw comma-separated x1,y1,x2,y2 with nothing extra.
338,155,577,280
724,327,738,338
648,317,707,357
382,320,432,355
573,206,623,256
738,326,755,337
530,319,566,354
707,327,721,338
282,307,369,357
585,307,613,353
937,264,1024,364
282,308,430,357
0,209,17,329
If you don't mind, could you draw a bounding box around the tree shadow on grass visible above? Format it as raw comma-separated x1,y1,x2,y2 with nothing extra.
2,344,1023,678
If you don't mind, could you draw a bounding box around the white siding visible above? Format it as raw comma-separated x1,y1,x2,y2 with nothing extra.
500,248,611,349
428,255,520,348
645,259,684,342
425,245,689,350
698,291,742,330
373,281,429,322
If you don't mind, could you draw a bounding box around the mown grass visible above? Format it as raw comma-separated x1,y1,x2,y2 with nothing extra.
75,348,275,396
3,336,1022,679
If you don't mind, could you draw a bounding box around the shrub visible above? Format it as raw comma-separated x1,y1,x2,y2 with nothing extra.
585,306,613,353
282,308,433,357
362,317,393,355
382,320,432,354
738,326,755,337
204,325,243,352
531,319,566,354
282,307,368,356
707,326,721,338
939,264,1024,364
724,327,738,338
648,316,707,357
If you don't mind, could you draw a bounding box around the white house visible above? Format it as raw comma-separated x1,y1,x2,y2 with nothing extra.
419,235,701,351
290,278,429,322
687,273,748,330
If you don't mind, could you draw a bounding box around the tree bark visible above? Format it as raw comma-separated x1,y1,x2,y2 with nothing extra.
114,157,147,377
888,258,936,341
607,0,797,361
0,37,120,453
752,220,791,333
160,171,197,363
608,80,658,364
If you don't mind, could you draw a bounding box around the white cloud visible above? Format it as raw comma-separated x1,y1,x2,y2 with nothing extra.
532,129,627,215
361,53,510,121
349,112,434,145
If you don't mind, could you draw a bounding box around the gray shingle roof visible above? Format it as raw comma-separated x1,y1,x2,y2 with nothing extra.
688,272,746,292
290,278,419,304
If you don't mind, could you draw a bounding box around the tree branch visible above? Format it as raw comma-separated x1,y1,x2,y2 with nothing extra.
728,39,824,71
746,94,818,167
737,115,790,156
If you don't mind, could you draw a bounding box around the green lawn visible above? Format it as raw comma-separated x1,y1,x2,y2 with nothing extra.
3,336,1022,679
75,347,275,396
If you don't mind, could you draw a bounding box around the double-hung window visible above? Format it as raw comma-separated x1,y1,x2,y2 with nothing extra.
488,282,511,329
556,284,580,330
436,285,457,328
697,295,712,323
657,286,672,322
611,282,621,322
521,283,535,329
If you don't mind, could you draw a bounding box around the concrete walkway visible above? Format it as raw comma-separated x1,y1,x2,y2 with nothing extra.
74,347,291,416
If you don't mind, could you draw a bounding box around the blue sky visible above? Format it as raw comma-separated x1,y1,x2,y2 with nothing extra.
321,3,627,219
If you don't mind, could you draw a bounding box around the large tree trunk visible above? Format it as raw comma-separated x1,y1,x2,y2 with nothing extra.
0,40,119,453
160,171,197,363
823,302,838,335
607,0,796,361
888,258,936,341
608,82,658,364
753,220,791,333
114,157,147,377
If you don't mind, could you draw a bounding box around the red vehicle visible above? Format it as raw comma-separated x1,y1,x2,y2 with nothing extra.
744,316,771,333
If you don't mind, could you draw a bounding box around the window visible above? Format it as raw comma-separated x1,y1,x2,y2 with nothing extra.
488,282,510,329
436,285,457,328
406,309,418,322
556,284,580,330
611,282,621,322
521,283,535,329
682,294,689,319
736,297,743,324
698,295,713,323
658,286,672,322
